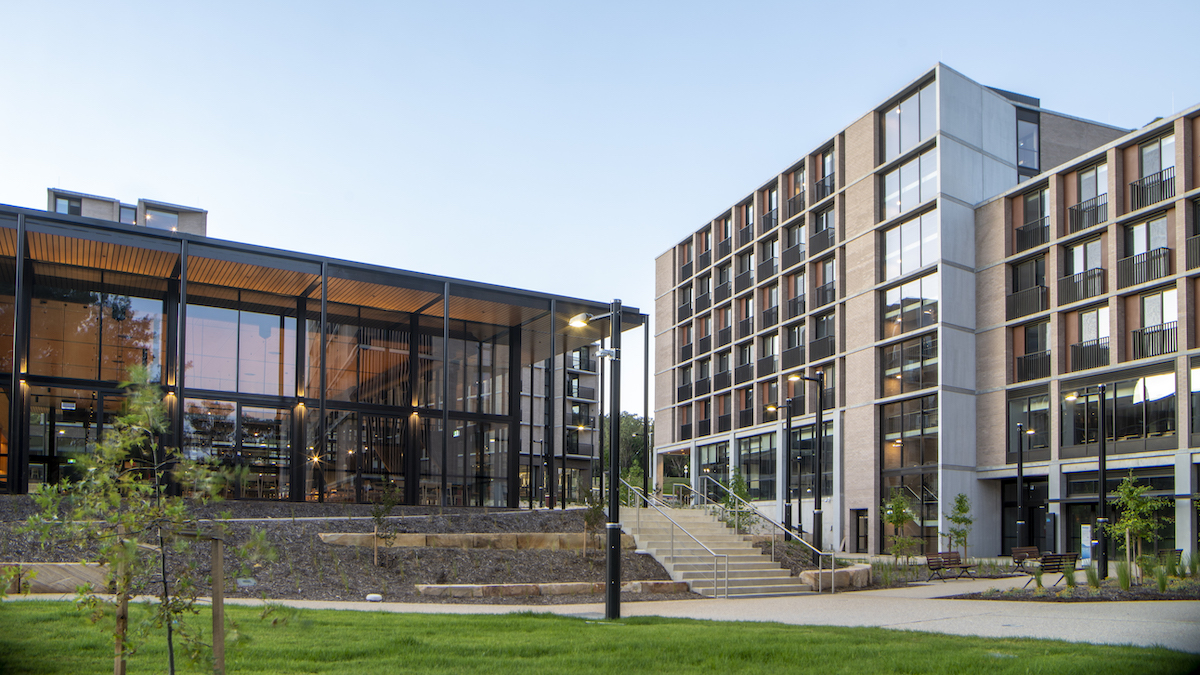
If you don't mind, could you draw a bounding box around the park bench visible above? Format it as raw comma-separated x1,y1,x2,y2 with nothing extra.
1011,546,1042,572
926,551,977,581
1021,552,1079,588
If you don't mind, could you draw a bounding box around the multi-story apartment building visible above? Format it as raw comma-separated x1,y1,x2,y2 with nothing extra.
47,188,208,236
654,64,1142,556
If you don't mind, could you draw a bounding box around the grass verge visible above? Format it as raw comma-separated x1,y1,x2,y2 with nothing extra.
1,600,1196,674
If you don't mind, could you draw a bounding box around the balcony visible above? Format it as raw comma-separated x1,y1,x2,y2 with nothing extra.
697,419,711,437
782,242,804,270
567,384,596,400
1015,217,1049,253
715,281,731,303
680,261,693,280
738,409,755,428
810,335,836,361
737,317,754,339
1117,247,1170,289
677,383,692,402
814,174,835,201
1130,166,1175,211
757,355,777,376
694,377,711,397
570,355,597,371
815,281,836,307
735,270,754,293
714,370,731,390
1015,351,1050,382
810,227,835,255
698,249,711,270
717,326,732,347
786,190,806,219
782,345,805,369
1188,235,1200,271
695,292,711,312
679,423,692,441
1069,338,1109,372
757,258,778,280
717,238,732,259
698,335,711,353
1133,321,1177,359
1057,268,1105,305
569,414,596,428
1068,194,1107,233
679,343,692,361
760,306,779,328
761,208,778,234
786,295,806,320
677,302,692,322
737,225,754,248
565,442,594,458
821,387,835,410
734,363,754,384
717,413,732,432
1006,285,1048,320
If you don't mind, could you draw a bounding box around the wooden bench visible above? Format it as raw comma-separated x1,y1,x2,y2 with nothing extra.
926,551,977,581
1011,546,1042,572
1021,552,1079,588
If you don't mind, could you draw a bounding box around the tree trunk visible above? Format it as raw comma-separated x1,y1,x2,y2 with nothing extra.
114,529,129,675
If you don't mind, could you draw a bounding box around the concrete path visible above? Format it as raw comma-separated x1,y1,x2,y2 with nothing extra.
16,576,1200,654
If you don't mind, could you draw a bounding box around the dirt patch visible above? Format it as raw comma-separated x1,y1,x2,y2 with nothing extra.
953,579,1200,602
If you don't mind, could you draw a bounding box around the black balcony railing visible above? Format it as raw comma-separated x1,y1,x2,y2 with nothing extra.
698,249,711,270
782,243,804,270
761,208,778,234
679,343,692,361
737,225,754,248
821,387,835,410
677,302,692,322
679,423,692,441
1057,268,1105,305
717,238,732,259
694,377,711,397
815,281,836,307
1188,235,1200,271
717,414,732,432
737,317,754,339
680,261,693,280
757,355,777,376
757,258,778,280
1117,247,1171,289
786,190,806,219
1068,194,1107,233
1069,338,1109,372
1130,166,1175,211
738,409,755,428
734,363,754,384
761,306,778,328
782,345,805,369
1015,217,1049,252
698,335,711,354
567,384,596,400
810,227,835,255
717,327,732,347
786,295,806,320
570,355,597,371
695,292,711,312
714,281,731,303
677,383,692,402
565,442,594,457
714,370,731,390
569,414,596,428
1133,321,1177,359
815,174,835,201
735,270,754,293
697,419,711,437
1006,285,1048,319
810,335,836,360
1015,351,1050,382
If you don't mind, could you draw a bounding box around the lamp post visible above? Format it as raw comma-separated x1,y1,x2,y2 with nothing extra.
767,372,802,541
570,300,623,620
1015,423,1027,550
1096,383,1108,578
800,370,825,552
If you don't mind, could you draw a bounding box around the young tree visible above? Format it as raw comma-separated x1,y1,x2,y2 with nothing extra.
1106,473,1172,570
881,489,922,562
941,493,973,557
23,366,245,675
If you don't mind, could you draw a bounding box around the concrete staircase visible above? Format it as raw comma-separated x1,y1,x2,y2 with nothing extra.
623,506,811,598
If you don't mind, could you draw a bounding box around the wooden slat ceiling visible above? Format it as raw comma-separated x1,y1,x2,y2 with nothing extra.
187,256,319,297
325,276,442,314
0,227,17,258
27,231,178,277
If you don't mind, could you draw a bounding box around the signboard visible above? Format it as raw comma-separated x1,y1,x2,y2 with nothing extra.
236,578,257,588
1080,524,1092,563
61,401,76,411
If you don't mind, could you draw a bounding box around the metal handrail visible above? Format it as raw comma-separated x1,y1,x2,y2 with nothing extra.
618,477,729,599
677,477,836,593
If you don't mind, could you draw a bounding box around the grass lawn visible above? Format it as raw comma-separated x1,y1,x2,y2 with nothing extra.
1,600,1196,674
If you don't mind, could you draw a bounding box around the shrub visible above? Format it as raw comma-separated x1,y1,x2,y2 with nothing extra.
1085,563,1101,589
1154,565,1170,592
1116,561,1132,591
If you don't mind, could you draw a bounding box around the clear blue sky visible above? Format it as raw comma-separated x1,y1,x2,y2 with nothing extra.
2,0,1198,413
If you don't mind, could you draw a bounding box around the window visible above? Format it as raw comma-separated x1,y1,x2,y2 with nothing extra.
1079,164,1108,202
762,284,778,310
1008,394,1050,451
719,216,732,242
1016,108,1040,174
737,250,754,275
1140,135,1176,179
698,357,711,380
698,442,729,490
743,202,754,230
1023,320,1048,355
766,187,777,214
1023,188,1047,225
1061,372,1176,447
788,272,805,299
785,322,805,350
678,285,693,307
1142,287,1178,328
697,274,711,297
882,272,938,338
698,313,712,339
881,394,938,471
716,263,732,286
883,209,939,281
717,306,731,330
786,221,805,250
738,295,753,321
716,350,730,373
736,341,754,366
820,149,834,180
760,333,778,358
679,323,693,346
119,206,136,225
699,229,711,253
883,80,936,162
738,433,776,500
814,312,834,340
1013,256,1045,293
883,149,937,219
882,334,937,397
791,167,806,195
1066,239,1102,276
54,196,82,216
1126,215,1168,256
1080,305,1110,342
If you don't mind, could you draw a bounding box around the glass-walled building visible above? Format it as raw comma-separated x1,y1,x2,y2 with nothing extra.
0,202,641,507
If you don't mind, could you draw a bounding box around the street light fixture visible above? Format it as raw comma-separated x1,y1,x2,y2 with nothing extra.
766,372,803,541
799,370,825,552
1015,422,1034,549
1064,385,1108,577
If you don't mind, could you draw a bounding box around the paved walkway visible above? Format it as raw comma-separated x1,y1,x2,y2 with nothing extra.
16,576,1200,654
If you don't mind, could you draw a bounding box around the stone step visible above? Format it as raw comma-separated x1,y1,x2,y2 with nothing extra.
674,568,793,581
